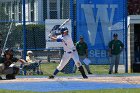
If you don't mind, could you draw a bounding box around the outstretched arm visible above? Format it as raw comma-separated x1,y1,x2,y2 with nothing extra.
51,36,57,41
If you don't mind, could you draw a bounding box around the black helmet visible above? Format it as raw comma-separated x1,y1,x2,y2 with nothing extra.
4,48,14,56
113,33,118,37
60,27,68,34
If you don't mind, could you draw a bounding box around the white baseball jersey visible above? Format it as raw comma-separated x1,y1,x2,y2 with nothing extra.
57,34,75,52
56,34,81,70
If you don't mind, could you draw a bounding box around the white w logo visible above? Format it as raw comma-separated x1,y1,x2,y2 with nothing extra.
81,4,118,46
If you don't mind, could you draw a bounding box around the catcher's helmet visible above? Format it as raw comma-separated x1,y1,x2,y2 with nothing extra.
4,48,14,57
60,27,68,34
4,48,13,53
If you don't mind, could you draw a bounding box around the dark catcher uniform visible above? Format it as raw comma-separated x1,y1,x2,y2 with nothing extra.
1,57,19,79
0,49,24,79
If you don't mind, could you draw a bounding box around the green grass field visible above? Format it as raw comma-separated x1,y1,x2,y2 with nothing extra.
39,62,110,76
1,63,139,93
24,62,140,77
0,89,140,93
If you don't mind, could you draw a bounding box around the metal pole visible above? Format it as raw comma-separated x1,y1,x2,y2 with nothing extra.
125,0,128,73
22,0,27,60
70,0,75,41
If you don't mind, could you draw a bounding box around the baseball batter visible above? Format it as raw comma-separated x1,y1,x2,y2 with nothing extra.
49,27,88,79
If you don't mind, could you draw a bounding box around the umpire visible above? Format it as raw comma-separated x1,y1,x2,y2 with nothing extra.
0,49,25,79
108,33,124,74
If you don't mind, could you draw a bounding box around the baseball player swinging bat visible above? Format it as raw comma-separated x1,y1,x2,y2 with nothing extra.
48,19,70,38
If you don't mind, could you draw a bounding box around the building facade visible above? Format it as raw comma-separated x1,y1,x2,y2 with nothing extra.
0,0,70,23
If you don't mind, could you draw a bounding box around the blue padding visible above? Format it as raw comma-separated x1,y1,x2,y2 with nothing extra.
0,81,140,92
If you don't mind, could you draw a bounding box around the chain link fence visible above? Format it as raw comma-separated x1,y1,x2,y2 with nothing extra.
0,0,70,56
0,0,75,76
0,0,127,76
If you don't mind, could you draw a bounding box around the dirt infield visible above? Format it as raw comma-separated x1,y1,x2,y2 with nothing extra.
1,75,140,84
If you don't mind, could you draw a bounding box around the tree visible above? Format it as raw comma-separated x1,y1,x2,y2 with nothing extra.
0,3,10,49
0,5,8,20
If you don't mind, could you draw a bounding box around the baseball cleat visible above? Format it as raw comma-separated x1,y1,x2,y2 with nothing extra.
88,72,92,74
83,75,88,79
0,76,2,80
6,74,16,80
48,75,54,79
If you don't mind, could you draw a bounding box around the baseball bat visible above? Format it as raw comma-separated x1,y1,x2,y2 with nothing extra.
59,19,70,29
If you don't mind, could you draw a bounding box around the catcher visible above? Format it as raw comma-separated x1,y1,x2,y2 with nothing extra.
0,49,25,79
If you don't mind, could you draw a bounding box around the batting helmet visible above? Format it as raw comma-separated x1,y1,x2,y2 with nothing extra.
60,27,68,34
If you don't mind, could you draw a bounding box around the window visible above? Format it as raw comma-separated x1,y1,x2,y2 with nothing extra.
30,0,34,22
49,0,57,19
43,0,47,20
5,2,11,20
12,1,16,20
128,0,140,15
19,0,22,22
50,11,57,19
60,0,70,19
44,0,70,19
